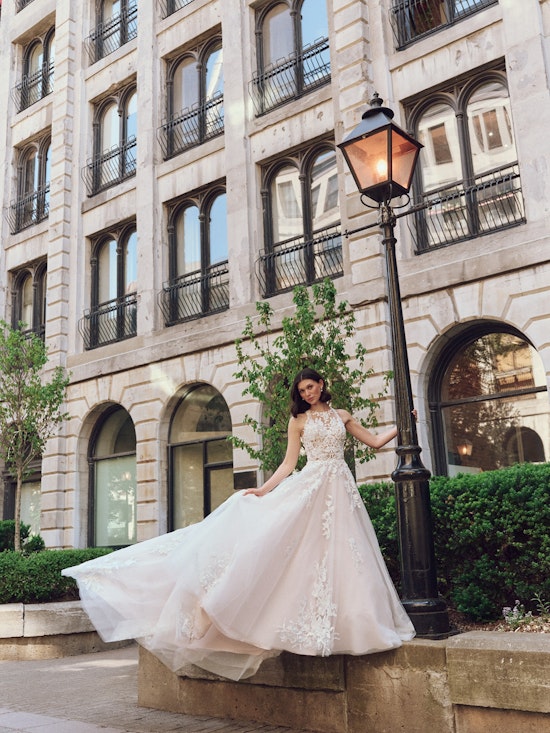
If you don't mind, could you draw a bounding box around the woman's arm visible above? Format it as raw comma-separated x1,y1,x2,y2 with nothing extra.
243,416,303,497
337,409,398,450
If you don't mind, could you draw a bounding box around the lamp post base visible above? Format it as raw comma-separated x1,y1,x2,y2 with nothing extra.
402,597,452,638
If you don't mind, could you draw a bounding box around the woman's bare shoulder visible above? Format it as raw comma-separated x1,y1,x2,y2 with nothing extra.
334,408,352,423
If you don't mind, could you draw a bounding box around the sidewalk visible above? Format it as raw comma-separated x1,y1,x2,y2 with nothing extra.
0,645,315,733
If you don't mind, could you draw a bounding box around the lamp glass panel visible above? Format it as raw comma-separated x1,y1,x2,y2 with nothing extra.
342,129,389,192
390,130,420,191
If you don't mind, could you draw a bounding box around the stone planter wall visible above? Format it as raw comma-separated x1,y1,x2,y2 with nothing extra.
0,601,130,661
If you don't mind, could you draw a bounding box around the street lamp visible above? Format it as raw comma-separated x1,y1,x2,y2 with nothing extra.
338,93,450,637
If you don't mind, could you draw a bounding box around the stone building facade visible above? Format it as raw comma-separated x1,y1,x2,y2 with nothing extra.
0,0,548,549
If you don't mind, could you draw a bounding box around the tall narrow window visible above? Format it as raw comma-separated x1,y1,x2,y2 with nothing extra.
90,407,137,547
160,38,224,160
160,188,229,325
251,0,330,115
9,137,51,234
168,385,233,530
12,263,47,338
87,0,138,64
15,29,55,111
259,143,342,296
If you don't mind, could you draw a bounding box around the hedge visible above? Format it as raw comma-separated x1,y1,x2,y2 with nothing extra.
359,462,550,621
0,548,112,604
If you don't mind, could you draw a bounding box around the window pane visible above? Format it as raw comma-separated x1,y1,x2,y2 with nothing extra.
172,443,204,527
103,0,121,21
21,274,33,328
125,91,137,141
21,481,41,536
124,231,137,293
271,165,303,242
173,57,199,113
170,385,231,443
101,102,119,149
176,206,201,274
209,465,234,512
208,193,227,265
27,42,44,76
311,150,339,230
417,103,462,191
23,149,39,195
98,239,118,303
95,455,136,546
264,5,294,65
467,81,517,176
95,410,136,457
301,0,328,47
205,45,223,100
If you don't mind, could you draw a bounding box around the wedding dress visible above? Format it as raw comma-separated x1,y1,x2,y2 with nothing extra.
62,407,415,680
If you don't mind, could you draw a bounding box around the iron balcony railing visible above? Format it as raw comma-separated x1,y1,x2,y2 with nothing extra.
8,185,50,234
390,0,498,49
82,137,137,196
159,262,229,326
79,292,137,350
16,0,36,11
86,1,138,64
160,0,196,19
158,93,224,160
250,37,331,116
12,61,54,112
409,163,525,253
257,225,343,298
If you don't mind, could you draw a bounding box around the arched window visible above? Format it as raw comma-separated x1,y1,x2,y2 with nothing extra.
87,0,137,64
408,67,525,251
161,188,229,325
83,226,138,349
85,86,137,195
251,0,330,115
160,37,224,159
9,137,51,233
260,143,342,296
168,385,234,530
429,326,549,476
89,407,137,547
11,263,47,338
17,29,55,111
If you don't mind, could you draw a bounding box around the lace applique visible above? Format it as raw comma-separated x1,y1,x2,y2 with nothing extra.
321,495,334,539
348,537,364,572
277,552,338,655
298,470,324,506
200,553,231,592
344,476,363,512
178,604,208,641
301,408,346,463
75,557,138,592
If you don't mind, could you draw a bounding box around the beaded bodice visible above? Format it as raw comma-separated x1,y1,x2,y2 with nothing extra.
301,407,346,462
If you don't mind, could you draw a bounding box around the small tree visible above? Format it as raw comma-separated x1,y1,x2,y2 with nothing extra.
232,279,388,472
0,321,70,551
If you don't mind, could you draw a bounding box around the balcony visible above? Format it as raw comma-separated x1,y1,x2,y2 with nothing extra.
79,293,137,350
249,37,330,116
256,225,343,298
158,93,224,160
85,1,137,64
158,262,229,326
160,0,196,19
8,186,50,234
410,163,525,252
12,61,54,112
390,0,498,49
82,138,137,196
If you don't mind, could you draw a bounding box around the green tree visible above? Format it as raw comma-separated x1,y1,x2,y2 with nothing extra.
0,322,70,552
232,279,387,472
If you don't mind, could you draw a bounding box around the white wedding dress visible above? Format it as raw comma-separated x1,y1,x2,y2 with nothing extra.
62,407,415,680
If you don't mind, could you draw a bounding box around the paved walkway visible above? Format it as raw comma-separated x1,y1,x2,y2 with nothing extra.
0,645,315,733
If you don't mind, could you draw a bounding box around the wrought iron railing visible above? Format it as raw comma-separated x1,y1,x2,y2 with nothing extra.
409,163,525,252
79,293,137,349
16,0,36,11
8,185,50,234
390,0,498,49
250,37,331,116
158,262,229,325
160,0,196,19
86,1,138,64
12,61,54,112
158,93,224,160
82,137,137,196
257,225,343,297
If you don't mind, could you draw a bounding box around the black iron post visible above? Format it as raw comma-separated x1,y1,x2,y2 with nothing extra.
380,202,450,638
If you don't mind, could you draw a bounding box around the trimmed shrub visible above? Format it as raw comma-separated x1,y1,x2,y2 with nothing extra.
0,520,45,554
0,548,112,604
359,463,550,621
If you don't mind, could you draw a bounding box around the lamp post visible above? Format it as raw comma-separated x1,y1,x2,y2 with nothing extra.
338,93,450,637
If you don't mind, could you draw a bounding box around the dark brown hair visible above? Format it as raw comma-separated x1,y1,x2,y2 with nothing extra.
290,368,332,417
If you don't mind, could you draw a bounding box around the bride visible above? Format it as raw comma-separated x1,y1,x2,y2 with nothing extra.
62,367,415,680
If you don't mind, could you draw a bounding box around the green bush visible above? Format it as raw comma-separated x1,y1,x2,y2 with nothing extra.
359,463,550,621
0,520,45,554
0,548,112,604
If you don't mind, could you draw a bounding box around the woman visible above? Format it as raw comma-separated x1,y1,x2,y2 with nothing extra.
62,368,415,681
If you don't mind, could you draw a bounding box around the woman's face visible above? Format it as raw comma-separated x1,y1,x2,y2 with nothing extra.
297,378,323,407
